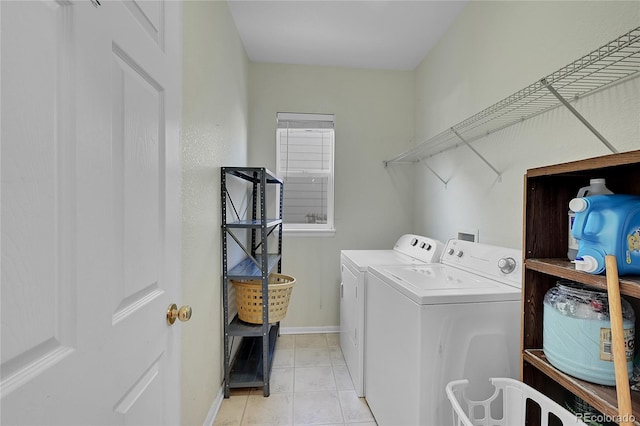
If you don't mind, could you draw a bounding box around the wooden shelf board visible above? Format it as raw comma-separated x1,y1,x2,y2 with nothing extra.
524,349,640,424
526,258,640,299
526,151,640,178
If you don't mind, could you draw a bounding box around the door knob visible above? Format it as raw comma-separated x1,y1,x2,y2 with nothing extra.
167,304,192,325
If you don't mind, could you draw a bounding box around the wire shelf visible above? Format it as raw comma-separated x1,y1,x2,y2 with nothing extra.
385,26,640,166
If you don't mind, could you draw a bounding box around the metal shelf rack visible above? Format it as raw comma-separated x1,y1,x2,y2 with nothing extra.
221,167,284,398
384,26,640,181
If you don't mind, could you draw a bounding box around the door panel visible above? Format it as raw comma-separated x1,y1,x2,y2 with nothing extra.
113,358,164,426
1,1,182,424
123,0,163,45
111,46,164,321
1,0,76,398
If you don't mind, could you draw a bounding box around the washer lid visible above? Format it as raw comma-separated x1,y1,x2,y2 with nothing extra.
340,250,427,271
369,264,522,305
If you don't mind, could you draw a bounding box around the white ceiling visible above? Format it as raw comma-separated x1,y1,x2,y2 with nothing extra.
227,0,469,71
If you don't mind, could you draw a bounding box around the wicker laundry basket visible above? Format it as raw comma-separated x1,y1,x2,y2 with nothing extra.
232,274,296,324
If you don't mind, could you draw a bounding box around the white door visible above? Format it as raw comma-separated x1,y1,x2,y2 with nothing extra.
1,1,183,424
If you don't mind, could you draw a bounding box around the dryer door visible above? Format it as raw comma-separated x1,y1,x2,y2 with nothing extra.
340,258,364,396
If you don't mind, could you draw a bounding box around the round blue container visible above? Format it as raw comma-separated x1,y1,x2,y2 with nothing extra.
543,281,635,386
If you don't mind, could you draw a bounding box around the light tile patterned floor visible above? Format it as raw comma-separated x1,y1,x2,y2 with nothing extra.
213,333,377,426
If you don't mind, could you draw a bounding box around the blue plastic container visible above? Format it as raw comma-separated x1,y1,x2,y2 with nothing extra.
543,281,635,386
571,194,640,275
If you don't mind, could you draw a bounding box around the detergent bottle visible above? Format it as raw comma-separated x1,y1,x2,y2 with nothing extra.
571,194,640,275
567,178,613,260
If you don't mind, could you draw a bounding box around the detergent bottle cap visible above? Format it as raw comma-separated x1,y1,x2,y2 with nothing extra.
575,178,613,198
574,256,599,273
587,178,613,195
569,198,588,213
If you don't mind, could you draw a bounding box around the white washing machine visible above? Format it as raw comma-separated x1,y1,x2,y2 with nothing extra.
340,234,444,397
364,239,522,426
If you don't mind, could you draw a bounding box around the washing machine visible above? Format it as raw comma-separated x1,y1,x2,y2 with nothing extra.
340,234,444,397
364,239,522,426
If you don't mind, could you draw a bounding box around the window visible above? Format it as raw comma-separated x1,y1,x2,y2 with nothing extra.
276,112,335,234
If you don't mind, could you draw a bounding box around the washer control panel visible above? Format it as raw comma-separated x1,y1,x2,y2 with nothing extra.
441,239,522,288
394,234,445,263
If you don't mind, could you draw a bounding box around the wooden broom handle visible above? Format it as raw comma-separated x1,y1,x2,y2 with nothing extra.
605,255,634,426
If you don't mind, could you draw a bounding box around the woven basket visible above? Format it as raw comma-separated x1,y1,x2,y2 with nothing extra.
231,274,296,324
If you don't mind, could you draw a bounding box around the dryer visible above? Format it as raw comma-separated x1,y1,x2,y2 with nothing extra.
364,239,522,426
340,234,444,397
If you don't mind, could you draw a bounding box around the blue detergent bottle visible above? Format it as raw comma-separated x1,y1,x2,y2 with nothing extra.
568,178,613,260
571,194,640,275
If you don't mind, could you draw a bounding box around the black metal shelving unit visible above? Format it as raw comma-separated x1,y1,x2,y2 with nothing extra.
221,167,284,397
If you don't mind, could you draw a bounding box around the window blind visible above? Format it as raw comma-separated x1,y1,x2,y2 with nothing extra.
276,112,335,230
276,112,335,129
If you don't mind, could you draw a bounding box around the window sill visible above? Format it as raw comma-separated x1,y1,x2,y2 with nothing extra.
283,228,336,237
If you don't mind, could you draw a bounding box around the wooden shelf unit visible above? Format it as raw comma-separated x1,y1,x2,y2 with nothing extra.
522,150,640,424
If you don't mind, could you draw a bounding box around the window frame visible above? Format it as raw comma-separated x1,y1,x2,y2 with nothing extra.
275,113,335,236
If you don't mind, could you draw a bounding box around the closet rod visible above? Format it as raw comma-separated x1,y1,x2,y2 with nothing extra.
541,78,618,154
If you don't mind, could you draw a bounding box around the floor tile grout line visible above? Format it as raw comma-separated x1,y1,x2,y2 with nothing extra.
292,352,297,424
332,362,348,425
240,394,248,426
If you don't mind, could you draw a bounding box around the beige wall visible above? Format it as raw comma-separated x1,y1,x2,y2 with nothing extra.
412,1,640,248
248,64,416,328
180,1,640,423
181,1,249,424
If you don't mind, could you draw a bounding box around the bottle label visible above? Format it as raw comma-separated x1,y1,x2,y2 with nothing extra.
600,327,635,361
568,212,579,250
626,226,640,265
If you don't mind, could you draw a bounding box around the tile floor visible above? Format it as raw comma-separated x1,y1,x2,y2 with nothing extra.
213,333,377,426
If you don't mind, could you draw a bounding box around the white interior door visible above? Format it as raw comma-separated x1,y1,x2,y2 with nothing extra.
1,1,183,424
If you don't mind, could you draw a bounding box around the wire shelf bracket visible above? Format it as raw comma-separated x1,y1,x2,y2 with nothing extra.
420,159,449,187
541,78,618,154
451,128,502,181
384,26,639,167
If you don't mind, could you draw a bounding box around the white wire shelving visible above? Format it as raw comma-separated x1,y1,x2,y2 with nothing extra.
384,26,640,175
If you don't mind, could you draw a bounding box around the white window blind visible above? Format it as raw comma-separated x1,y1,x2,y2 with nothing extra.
276,112,335,233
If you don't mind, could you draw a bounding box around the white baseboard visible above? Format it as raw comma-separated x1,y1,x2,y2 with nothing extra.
279,325,339,334
203,385,224,426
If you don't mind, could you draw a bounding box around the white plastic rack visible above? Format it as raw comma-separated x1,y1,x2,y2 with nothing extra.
384,26,640,180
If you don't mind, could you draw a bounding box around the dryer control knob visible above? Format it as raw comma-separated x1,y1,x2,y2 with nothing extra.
498,257,517,274
455,250,463,258
411,238,418,246
447,248,455,256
